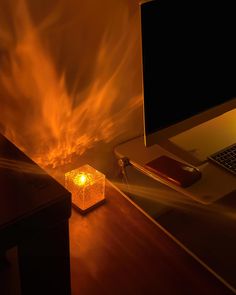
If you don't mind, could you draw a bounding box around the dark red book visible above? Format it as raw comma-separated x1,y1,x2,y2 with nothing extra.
145,155,202,188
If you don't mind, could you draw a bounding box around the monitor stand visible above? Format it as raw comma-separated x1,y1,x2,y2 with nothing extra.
114,110,236,205
165,108,236,166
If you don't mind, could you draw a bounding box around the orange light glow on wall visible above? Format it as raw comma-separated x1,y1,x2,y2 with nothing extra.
65,164,105,213
0,0,142,170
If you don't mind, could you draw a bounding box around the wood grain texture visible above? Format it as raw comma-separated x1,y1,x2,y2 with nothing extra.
70,182,234,295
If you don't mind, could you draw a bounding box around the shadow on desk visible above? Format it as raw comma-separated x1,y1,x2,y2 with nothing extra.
157,189,236,293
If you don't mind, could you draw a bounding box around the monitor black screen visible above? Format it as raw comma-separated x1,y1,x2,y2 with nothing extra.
141,0,236,145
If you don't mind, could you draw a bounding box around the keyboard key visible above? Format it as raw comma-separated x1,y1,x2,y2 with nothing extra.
208,143,236,176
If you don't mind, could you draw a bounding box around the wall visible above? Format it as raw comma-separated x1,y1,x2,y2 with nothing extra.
0,0,143,179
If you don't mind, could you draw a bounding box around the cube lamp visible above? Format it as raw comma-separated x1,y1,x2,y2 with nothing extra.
65,164,105,213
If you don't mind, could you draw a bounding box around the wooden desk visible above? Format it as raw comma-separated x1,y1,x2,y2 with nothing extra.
70,182,234,295
0,134,71,295
115,137,236,292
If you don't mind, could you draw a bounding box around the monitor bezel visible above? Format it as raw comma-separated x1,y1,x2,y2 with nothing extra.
140,0,236,147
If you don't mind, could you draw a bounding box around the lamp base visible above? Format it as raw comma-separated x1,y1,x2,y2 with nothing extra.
72,198,106,214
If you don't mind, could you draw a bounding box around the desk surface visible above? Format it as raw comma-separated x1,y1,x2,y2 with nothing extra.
70,181,234,295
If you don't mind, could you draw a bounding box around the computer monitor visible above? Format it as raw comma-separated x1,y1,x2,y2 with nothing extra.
141,0,236,148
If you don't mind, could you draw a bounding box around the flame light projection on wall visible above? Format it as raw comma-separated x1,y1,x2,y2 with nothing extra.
65,164,105,213
0,0,142,172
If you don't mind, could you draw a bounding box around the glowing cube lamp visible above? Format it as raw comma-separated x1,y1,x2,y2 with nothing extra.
65,164,105,214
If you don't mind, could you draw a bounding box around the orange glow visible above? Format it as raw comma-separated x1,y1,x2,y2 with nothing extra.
0,0,142,171
65,164,105,212
74,173,90,187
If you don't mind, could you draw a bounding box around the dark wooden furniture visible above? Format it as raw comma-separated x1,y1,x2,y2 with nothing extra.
0,134,71,295
70,182,234,295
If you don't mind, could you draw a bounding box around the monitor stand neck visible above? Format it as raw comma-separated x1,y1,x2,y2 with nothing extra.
159,139,205,167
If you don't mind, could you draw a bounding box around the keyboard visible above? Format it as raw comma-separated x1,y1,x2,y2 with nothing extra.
208,143,236,175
